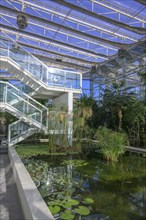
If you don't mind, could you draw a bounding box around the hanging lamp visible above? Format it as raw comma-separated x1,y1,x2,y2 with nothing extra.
17,13,28,29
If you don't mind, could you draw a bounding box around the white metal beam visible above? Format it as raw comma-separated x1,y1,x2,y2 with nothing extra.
5,0,140,41
91,0,146,24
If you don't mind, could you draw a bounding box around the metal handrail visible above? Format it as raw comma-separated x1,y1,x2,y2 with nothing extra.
8,119,37,146
0,81,48,110
0,81,48,128
0,32,82,90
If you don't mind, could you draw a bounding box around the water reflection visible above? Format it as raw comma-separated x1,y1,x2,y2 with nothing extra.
24,155,146,220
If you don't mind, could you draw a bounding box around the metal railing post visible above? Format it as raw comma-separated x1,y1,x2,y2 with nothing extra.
8,124,11,147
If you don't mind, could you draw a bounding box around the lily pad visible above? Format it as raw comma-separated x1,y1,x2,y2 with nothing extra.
48,200,61,206
68,198,79,206
74,206,90,216
48,205,61,215
61,210,75,220
82,197,94,204
60,200,71,209
61,159,88,167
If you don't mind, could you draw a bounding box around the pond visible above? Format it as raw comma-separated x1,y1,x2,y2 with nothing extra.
23,154,146,220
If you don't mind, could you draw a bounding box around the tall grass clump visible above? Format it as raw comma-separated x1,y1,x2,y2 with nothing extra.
94,127,127,162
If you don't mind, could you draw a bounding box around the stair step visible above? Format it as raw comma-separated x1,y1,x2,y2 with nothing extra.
0,81,48,147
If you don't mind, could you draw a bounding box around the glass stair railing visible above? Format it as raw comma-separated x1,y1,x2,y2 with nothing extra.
0,81,48,146
0,81,48,129
13,81,33,94
8,119,38,147
0,33,82,92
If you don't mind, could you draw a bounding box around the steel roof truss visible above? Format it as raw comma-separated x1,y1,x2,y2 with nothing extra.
92,0,146,24
6,0,140,41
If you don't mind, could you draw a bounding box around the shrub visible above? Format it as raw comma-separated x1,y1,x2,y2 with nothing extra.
94,127,127,162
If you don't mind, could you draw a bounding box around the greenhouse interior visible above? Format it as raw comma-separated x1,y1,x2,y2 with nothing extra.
0,0,146,220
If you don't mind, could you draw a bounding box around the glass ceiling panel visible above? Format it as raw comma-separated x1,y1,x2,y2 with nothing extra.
0,0,145,81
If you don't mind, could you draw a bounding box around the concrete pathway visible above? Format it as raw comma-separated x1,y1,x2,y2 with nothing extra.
0,153,25,220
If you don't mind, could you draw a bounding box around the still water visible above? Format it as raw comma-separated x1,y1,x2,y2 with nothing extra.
24,154,146,220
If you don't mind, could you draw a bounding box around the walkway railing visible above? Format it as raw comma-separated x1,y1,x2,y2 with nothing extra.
0,81,48,129
8,120,38,147
0,33,82,90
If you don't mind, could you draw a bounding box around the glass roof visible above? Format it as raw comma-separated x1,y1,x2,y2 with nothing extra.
0,0,146,81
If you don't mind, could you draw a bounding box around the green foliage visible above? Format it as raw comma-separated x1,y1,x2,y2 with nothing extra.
74,206,90,216
93,87,146,147
48,198,79,208
15,144,49,158
82,198,94,204
0,112,16,135
61,210,75,220
73,94,95,151
61,159,88,167
138,71,146,85
48,106,69,153
122,97,146,147
94,127,127,162
61,201,71,209
21,155,146,220
47,197,91,219
48,205,61,215
23,158,48,186
68,198,79,206
48,200,61,206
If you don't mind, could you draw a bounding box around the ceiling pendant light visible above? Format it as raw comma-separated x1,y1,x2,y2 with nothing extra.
17,13,28,29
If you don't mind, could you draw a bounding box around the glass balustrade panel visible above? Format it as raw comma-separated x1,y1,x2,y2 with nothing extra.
10,121,30,140
0,35,81,91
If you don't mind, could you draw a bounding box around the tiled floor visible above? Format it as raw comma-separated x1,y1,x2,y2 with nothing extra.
0,153,25,220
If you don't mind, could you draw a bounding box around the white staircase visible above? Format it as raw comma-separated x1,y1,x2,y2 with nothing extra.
0,33,81,147
0,81,48,146
0,33,82,98
8,120,38,147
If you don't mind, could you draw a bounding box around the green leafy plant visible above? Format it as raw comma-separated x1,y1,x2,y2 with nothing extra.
94,127,127,162
82,197,94,204
60,200,71,209
73,94,95,152
61,210,75,220
48,205,61,215
61,159,88,167
16,144,49,158
74,206,90,215
48,105,69,154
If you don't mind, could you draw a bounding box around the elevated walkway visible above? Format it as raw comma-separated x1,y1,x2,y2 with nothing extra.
0,33,82,99
0,33,79,146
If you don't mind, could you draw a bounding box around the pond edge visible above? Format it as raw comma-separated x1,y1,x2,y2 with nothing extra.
8,146,55,220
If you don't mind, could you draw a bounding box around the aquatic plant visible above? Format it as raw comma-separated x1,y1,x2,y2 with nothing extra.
48,205,61,215
73,94,95,152
16,144,49,158
68,198,79,206
74,206,90,215
94,127,127,162
61,210,75,220
21,154,146,220
47,197,92,219
23,158,48,185
61,159,88,167
82,197,94,204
